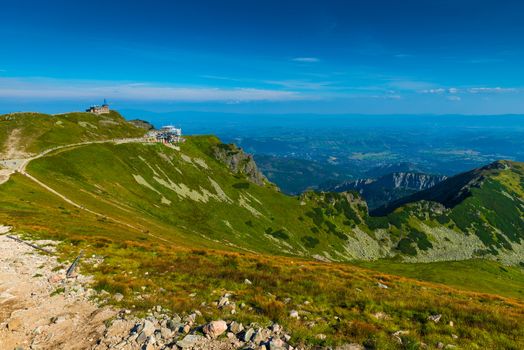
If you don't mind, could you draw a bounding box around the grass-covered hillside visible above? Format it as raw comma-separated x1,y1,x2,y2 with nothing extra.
2,112,524,264
0,171,523,348
23,136,371,258
370,161,524,264
0,112,523,348
0,111,145,157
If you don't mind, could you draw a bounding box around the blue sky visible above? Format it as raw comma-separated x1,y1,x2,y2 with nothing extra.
1,0,523,114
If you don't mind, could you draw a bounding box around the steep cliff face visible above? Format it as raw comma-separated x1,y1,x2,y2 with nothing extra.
211,143,274,188
326,172,447,209
372,160,511,216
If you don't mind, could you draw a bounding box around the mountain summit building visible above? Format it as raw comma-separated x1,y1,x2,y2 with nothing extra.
146,125,183,144
86,100,110,115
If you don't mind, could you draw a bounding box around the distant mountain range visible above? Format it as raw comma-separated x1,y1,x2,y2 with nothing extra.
323,172,447,209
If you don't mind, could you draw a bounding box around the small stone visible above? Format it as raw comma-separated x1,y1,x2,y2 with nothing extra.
372,312,389,320
227,332,235,339
113,293,124,302
229,321,244,334
244,278,252,285
252,328,269,344
451,334,458,339
284,334,291,342
449,321,454,327
203,320,228,338
218,296,229,308
437,342,445,349
428,314,442,323
269,338,285,350
166,319,181,331
289,310,299,319
136,330,148,343
377,282,388,289
143,335,156,350
141,320,155,337
316,334,326,340
271,323,282,333
160,327,172,339
182,324,191,333
243,328,255,342
176,334,205,349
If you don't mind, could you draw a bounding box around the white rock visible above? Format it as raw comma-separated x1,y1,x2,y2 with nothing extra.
377,282,388,289
428,314,442,323
218,296,229,308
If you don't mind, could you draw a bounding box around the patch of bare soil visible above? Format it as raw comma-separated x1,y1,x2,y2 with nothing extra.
2,129,31,159
0,232,116,350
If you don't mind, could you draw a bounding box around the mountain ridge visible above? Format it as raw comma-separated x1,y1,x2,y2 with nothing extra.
324,171,447,209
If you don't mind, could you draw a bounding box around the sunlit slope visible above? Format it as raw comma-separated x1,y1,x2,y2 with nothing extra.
20,135,524,264
371,161,524,264
25,136,372,257
1,174,522,348
0,111,145,157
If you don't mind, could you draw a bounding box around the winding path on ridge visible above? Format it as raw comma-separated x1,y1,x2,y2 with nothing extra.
0,137,176,243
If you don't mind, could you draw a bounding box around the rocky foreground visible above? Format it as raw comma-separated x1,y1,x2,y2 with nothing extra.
0,232,363,350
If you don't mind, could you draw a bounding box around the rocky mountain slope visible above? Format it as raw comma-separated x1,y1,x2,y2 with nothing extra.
0,111,523,348
1,111,523,265
324,172,447,209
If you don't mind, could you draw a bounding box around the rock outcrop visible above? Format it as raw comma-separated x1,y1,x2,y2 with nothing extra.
212,143,273,188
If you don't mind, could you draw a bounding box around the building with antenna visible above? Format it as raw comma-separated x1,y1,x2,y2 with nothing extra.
86,99,110,115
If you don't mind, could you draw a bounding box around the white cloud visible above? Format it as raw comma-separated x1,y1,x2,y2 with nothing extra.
291,57,319,63
467,87,517,94
447,95,461,101
0,77,305,102
421,88,446,94
420,86,519,95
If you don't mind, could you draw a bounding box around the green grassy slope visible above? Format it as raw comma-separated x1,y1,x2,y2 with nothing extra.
24,136,368,258
356,259,524,300
0,173,523,348
15,132,524,265
370,161,524,264
0,111,145,156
